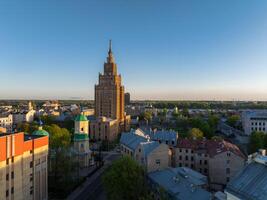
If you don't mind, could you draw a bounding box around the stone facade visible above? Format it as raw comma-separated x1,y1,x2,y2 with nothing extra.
93,41,130,141
90,117,119,141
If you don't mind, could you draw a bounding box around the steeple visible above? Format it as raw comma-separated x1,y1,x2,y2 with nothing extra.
107,39,115,63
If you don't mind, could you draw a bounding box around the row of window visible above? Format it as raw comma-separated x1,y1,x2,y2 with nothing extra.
251,122,266,126
251,127,266,131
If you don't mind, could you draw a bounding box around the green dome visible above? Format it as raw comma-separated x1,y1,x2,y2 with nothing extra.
33,129,49,136
75,114,88,122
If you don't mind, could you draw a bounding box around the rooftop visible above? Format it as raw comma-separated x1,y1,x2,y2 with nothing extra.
120,131,148,151
148,167,211,200
177,138,245,158
226,161,267,200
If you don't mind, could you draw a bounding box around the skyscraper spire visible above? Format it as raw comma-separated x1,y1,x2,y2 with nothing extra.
109,39,112,54
107,39,114,63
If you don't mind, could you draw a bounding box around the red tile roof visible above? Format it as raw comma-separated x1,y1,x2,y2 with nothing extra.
177,138,245,158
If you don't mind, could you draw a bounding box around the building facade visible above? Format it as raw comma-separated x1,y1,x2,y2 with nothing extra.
242,110,267,135
92,41,130,141
124,92,130,105
0,132,49,200
0,114,13,133
173,138,245,190
120,130,170,172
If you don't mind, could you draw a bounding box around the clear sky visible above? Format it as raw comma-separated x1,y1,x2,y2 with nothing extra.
1,0,267,100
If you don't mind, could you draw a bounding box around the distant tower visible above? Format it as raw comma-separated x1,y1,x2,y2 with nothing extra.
73,113,92,168
28,101,33,111
125,93,130,105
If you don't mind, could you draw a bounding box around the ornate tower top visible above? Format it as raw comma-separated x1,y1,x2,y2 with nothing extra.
107,39,115,64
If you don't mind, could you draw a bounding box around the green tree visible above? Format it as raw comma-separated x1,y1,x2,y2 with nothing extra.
249,131,266,153
189,128,204,139
17,122,38,133
43,124,71,187
227,115,240,127
102,156,147,200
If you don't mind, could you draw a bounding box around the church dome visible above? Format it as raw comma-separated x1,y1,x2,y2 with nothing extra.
33,129,49,136
75,114,88,122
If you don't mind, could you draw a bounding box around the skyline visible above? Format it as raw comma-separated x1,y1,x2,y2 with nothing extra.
1,0,267,100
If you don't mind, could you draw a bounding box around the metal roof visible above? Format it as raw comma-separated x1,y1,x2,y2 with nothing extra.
225,162,267,200
120,132,148,151
148,167,211,200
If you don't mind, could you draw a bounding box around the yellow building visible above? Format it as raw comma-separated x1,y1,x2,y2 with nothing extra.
0,130,49,200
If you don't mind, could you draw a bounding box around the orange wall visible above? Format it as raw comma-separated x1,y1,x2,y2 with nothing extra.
0,133,49,162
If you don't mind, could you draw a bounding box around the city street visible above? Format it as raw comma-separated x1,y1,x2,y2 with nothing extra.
67,152,121,200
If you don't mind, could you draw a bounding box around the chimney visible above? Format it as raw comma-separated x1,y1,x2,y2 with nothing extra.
259,149,266,156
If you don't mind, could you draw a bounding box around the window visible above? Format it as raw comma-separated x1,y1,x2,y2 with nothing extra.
186,149,188,153
191,156,194,161
226,177,230,182
6,159,9,165
259,122,262,126
179,149,182,152
204,160,207,165
191,164,194,168
11,187,14,194
172,141,174,145
185,156,188,161
6,190,9,197
81,128,84,131
156,159,160,165
191,150,194,153
227,160,230,164
166,141,168,145
30,161,33,168
139,148,141,152
251,122,254,125
11,172,14,179
227,152,231,157
6,173,9,181
199,160,202,165
11,157,14,163
185,163,188,167
226,168,230,174
179,163,182,167
179,156,182,160
204,168,208,174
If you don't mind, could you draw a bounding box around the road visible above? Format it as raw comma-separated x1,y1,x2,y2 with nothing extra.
68,153,121,200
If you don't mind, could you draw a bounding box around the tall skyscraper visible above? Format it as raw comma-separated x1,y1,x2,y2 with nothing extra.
90,41,130,142
95,40,125,121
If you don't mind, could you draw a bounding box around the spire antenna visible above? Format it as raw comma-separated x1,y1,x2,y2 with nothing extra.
109,39,112,53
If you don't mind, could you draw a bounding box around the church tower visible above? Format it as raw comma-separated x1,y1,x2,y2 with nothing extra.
95,40,125,121
73,113,92,168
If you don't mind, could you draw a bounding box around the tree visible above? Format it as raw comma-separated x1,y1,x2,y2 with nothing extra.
17,122,38,133
249,131,266,153
227,115,240,127
43,124,71,188
189,128,204,139
102,156,147,200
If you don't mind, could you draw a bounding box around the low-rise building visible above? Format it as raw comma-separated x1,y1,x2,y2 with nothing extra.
148,167,211,200
225,150,267,200
242,110,267,135
0,131,49,200
120,130,169,172
12,109,35,125
174,138,246,190
90,117,119,142
0,114,13,132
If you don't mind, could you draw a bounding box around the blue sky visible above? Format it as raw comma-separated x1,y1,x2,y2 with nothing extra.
1,0,267,100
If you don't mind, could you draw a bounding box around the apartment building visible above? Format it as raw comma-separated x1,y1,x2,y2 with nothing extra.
0,132,49,200
0,114,13,132
120,130,170,172
242,110,267,135
174,138,245,190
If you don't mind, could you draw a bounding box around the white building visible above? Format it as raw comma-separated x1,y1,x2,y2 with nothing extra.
0,114,13,132
242,110,267,135
12,109,35,124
